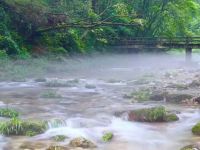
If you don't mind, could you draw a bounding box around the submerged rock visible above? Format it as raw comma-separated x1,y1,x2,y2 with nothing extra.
69,137,96,148
128,106,179,122
192,122,200,135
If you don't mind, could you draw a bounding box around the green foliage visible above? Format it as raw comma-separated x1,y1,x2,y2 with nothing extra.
1,0,200,56
0,118,47,136
192,122,200,135
102,132,113,142
0,108,19,118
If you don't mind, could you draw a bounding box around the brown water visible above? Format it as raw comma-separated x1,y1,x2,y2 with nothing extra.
1,53,200,150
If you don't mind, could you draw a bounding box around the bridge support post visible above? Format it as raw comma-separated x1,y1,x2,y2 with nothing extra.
185,47,192,62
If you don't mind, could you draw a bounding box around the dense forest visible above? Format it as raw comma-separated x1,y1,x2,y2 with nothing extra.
0,0,200,58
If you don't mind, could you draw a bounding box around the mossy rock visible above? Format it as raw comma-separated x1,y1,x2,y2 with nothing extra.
128,106,179,122
192,122,200,135
0,118,47,136
102,132,113,142
69,137,96,148
0,108,19,118
52,135,67,142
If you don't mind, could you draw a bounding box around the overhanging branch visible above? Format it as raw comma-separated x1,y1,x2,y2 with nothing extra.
37,22,139,33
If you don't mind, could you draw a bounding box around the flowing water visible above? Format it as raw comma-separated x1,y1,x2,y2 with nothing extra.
1,53,200,150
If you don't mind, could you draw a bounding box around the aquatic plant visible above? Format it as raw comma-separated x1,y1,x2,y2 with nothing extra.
0,108,19,118
0,118,47,136
102,132,113,142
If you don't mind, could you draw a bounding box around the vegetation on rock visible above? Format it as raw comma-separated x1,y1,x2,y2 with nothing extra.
128,106,179,122
102,132,114,142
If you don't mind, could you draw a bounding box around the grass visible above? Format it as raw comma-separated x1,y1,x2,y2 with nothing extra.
0,118,47,136
0,108,19,118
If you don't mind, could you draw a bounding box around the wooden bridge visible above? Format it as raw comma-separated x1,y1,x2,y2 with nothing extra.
113,37,200,61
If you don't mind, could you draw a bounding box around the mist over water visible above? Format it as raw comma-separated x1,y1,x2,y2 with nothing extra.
1,53,200,150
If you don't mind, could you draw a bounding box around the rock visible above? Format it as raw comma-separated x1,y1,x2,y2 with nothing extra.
192,123,200,135
180,144,200,150
85,84,96,89
69,137,96,148
46,146,69,150
128,106,179,122
35,78,47,82
149,92,193,103
20,141,46,149
102,132,113,142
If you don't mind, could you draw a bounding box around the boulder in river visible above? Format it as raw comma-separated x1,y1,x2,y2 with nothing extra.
128,106,179,122
69,137,96,148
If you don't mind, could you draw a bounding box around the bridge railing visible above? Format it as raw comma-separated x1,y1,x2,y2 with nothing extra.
112,37,200,48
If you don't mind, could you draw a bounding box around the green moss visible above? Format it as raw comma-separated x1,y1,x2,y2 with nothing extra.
133,89,151,101
192,122,200,135
52,135,67,142
0,118,47,136
102,132,113,142
0,108,19,118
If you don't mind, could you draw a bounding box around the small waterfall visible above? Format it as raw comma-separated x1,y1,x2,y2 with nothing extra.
47,119,68,128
